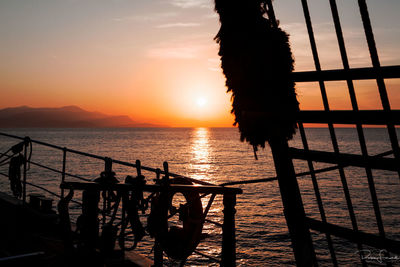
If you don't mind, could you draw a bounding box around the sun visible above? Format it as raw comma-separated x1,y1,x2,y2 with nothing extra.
196,97,207,107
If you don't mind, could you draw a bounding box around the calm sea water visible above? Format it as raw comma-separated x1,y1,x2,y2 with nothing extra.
0,128,399,266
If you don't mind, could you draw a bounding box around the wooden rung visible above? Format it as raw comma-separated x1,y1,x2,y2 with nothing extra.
297,110,400,125
292,65,400,82
289,148,399,171
306,217,400,254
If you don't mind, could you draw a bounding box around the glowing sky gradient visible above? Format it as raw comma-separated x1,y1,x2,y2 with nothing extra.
1,0,399,127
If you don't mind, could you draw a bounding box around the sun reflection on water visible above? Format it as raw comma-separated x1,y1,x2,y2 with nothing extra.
190,127,212,181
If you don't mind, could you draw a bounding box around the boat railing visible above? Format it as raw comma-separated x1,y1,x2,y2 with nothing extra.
0,132,242,266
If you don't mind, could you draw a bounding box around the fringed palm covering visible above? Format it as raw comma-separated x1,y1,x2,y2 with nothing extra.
214,0,299,156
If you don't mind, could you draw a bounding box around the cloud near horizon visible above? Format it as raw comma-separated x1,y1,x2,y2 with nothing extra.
147,42,208,59
155,22,201,29
147,34,214,59
113,12,177,22
170,0,211,9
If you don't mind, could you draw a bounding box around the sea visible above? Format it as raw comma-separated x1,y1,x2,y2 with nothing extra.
0,127,399,266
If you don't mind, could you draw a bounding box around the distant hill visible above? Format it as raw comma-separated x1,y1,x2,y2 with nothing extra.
0,106,163,128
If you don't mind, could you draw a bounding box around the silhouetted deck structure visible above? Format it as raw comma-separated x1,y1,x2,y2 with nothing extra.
0,132,242,266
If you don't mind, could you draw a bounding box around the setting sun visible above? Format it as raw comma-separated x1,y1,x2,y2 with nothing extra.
196,97,207,107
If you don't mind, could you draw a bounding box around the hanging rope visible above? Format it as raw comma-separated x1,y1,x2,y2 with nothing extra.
117,175,146,251
214,0,299,158
2,139,32,198
8,154,24,198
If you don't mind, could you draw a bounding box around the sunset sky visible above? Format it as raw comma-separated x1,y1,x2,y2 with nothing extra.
1,0,399,127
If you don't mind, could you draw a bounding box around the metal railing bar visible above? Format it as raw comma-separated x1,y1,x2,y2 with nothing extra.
301,0,365,263
26,182,83,206
193,250,221,263
0,151,13,164
61,172,92,182
112,158,217,186
292,65,400,82
298,122,338,266
25,181,62,199
329,0,389,256
0,157,11,166
0,171,82,206
0,132,53,147
0,133,218,187
0,162,10,168
27,160,92,182
64,147,105,160
358,0,400,169
0,132,105,160
0,151,13,167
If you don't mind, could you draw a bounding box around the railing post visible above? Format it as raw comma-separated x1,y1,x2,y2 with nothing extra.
221,193,236,267
102,157,113,225
22,138,28,203
61,147,67,198
104,157,112,176
269,137,317,266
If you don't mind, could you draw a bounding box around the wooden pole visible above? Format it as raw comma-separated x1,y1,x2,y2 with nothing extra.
269,137,317,266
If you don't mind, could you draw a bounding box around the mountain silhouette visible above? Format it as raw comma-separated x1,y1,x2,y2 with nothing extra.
0,106,163,128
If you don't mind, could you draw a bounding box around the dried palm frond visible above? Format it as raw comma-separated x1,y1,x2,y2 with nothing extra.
214,0,299,157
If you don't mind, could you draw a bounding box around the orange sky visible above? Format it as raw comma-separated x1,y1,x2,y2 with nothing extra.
0,0,399,127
